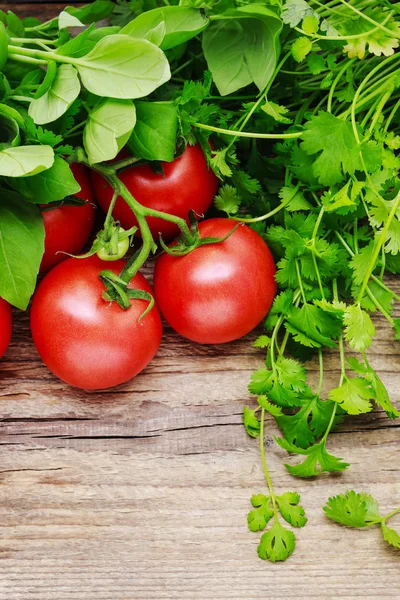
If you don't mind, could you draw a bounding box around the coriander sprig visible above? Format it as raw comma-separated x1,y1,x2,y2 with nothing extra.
324,490,400,551
246,407,307,562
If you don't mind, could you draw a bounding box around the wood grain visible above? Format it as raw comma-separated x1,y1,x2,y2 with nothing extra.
1,4,400,599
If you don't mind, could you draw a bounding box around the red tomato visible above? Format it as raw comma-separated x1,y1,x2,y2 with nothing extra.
90,144,219,241
0,298,12,359
31,256,162,390
154,219,277,344
40,163,95,273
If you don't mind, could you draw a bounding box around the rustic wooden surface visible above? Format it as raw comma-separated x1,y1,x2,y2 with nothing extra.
1,3,400,599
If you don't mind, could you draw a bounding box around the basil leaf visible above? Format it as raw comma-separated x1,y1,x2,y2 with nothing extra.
0,191,44,309
83,98,137,164
58,10,84,30
74,34,170,99
0,22,8,72
0,113,20,151
6,11,24,37
9,156,80,203
121,6,208,50
65,0,114,25
203,6,282,95
0,145,54,177
28,64,81,125
128,102,178,162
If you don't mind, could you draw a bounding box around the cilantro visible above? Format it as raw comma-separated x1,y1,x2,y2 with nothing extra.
324,491,400,553
277,438,349,477
258,521,296,562
329,377,374,415
243,406,260,438
214,185,240,215
343,304,376,352
292,37,313,63
301,112,362,186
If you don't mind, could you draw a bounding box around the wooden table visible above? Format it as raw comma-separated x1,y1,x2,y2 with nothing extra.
1,3,400,598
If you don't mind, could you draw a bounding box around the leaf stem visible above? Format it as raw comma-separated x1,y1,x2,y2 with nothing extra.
194,122,303,140
357,190,400,302
259,408,278,519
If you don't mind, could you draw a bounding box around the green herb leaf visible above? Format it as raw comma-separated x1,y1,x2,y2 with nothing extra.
0,145,54,177
28,64,81,125
343,304,376,352
248,494,273,532
243,406,260,438
329,377,374,415
121,6,208,50
9,156,80,204
83,98,137,164
301,112,362,186
0,192,44,309
276,491,307,528
257,521,296,562
75,34,170,99
381,522,400,549
127,101,178,162
324,491,380,527
203,7,282,95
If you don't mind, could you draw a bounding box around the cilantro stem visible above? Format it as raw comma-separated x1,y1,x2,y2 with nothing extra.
334,231,400,303
383,98,400,132
311,206,326,299
295,260,307,304
357,190,400,303
234,184,301,223
382,507,400,523
337,0,398,38
366,287,394,325
369,90,392,133
259,408,278,519
317,350,324,396
327,59,356,113
194,122,303,140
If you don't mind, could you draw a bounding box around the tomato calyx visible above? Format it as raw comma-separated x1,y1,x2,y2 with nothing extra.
159,210,240,257
99,269,155,319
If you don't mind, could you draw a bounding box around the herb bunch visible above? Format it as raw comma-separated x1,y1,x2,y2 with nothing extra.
1,0,400,563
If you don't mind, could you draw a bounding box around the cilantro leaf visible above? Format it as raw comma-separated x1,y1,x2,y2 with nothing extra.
253,335,271,349
248,494,273,532
324,491,380,527
343,304,376,352
248,369,274,396
214,185,240,215
282,0,317,28
329,377,374,415
243,407,260,438
276,438,349,477
279,186,311,211
381,522,400,549
261,100,292,125
257,521,296,562
275,356,308,393
301,112,362,186
285,303,341,348
276,491,307,528
258,395,283,417
292,37,313,63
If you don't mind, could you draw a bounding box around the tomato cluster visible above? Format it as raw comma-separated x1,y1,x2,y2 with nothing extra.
2,144,277,391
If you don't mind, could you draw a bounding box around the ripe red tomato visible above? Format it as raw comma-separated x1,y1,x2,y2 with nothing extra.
90,144,219,241
31,256,162,390
154,219,277,344
40,163,95,273
0,298,12,359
